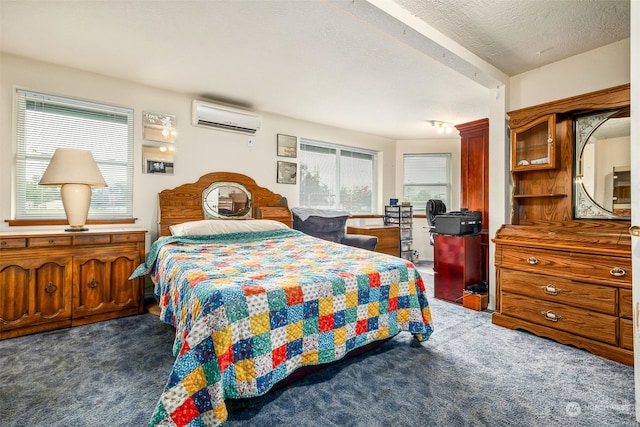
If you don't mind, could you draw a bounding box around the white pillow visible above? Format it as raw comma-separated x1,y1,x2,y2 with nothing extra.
169,219,289,236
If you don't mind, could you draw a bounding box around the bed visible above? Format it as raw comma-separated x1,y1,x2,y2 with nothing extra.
131,172,433,427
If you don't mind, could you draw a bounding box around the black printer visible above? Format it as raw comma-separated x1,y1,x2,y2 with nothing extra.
432,208,481,235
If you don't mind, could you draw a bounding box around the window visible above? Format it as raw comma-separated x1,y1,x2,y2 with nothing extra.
15,90,134,220
299,139,377,214
403,153,451,213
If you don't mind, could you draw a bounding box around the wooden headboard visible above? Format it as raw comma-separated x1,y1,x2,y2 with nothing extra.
158,171,291,236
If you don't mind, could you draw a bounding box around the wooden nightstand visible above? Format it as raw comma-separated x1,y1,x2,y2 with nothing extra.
347,225,399,257
0,228,146,339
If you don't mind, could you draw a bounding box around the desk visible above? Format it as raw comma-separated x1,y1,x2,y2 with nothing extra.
347,225,399,257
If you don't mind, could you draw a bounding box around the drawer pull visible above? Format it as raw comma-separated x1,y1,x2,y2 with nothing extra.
541,310,562,322
88,278,98,289
610,267,626,277
541,285,561,296
45,282,58,294
527,256,538,265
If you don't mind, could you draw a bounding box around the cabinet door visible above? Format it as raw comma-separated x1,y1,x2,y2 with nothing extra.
73,251,141,318
511,114,556,171
0,257,72,335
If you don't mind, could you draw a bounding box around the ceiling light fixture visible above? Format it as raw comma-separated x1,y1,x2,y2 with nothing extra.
429,120,455,134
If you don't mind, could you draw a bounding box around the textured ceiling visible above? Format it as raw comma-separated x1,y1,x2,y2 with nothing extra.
0,0,631,140
396,0,630,75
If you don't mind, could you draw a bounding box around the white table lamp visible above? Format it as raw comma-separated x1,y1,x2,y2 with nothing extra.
39,148,107,231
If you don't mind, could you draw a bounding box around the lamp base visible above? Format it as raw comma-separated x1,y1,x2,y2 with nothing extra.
60,183,92,233
65,226,89,232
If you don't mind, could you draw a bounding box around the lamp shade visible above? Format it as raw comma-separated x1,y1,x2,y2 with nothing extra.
39,148,107,187
39,148,107,231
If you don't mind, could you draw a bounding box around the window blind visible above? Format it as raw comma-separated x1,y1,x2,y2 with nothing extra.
15,89,134,219
299,139,377,213
403,153,451,212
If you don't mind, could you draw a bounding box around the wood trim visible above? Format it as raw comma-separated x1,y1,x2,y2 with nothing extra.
507,83,630,128
6,218,137,227
455,117,489,134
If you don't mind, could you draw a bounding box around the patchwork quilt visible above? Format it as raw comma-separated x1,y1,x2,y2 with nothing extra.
132,228,433,427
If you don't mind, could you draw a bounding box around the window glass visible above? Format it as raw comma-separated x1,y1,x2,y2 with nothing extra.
15,90,134,219
299,139,377,214
403,153,451,213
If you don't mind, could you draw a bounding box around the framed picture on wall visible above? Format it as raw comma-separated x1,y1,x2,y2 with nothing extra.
277,161,297,184
277,133,297,158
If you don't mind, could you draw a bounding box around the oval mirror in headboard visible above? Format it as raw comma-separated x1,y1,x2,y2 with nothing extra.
157,171,290,236
203,181,252,219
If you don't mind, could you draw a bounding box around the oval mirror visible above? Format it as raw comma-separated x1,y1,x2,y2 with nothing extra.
202,182,252,219
574,108,630,219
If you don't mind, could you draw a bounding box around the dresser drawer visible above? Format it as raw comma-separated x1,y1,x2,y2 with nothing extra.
500,269,617,315
499,247,631,285
501,292,618,345
496,246,571,274
0,238,27,249
73,234,112,245
620,318,633,350
569,252,631,284
111,233,145,243
29,236,73,247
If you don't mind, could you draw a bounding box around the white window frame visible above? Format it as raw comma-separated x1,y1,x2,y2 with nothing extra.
403,153,451,214
299,139,378,214
14,89,134,220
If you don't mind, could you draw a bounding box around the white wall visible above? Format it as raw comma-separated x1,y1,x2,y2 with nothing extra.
509,38,630,110
0,53,395,247
392,138,462,262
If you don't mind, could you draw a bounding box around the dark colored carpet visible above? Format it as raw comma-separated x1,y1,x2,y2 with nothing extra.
0,266,635,426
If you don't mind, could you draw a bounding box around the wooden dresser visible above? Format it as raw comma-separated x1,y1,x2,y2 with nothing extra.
493,84,632,365
347,225,399,257
0,228,146,339
493,222,632,365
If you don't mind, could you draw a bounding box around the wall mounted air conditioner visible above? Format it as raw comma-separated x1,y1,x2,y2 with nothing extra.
192,100,261,134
